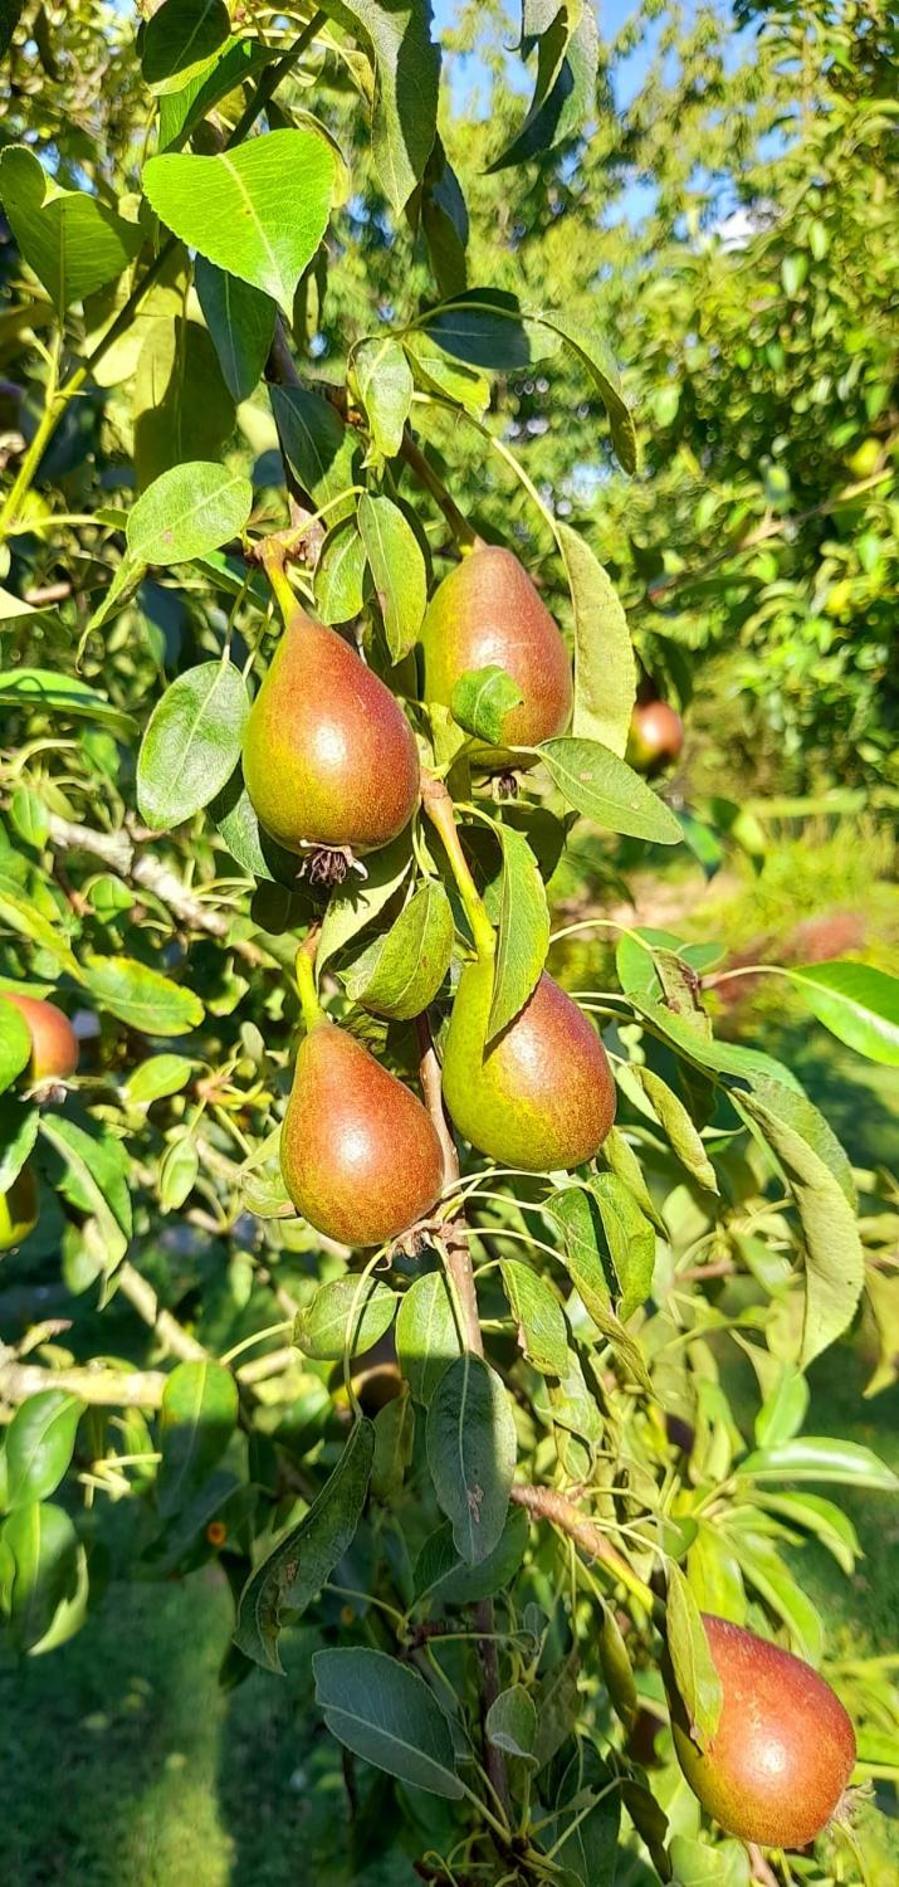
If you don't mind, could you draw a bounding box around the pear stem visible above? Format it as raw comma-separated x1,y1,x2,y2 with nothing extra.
398,428,479,550
294,941,325,1032
264,544,301,627
420,775,495,962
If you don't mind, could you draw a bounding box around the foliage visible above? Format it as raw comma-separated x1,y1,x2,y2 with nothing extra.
0,3,898,1884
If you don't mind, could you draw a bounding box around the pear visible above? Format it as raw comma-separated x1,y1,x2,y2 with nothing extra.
442,958,616,1171
671,1614,855,1849
420,544,572,767
281,1018,444,1247
0,1165,38,1252
627,700,684,773
243,605,420,855
1,991,79,1081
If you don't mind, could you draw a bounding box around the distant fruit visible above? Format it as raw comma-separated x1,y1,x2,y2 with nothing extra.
627,700,684,773
1,991,79,1081
0,1165,39,1252
845,438,880,481
280,1015,444,1247
442,959,616,1171
671,1614,856,1849
420,543,572,767
243,603,420,856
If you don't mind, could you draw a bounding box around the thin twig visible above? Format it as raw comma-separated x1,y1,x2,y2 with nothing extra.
509,1484,659,1618
116,1260,207,1362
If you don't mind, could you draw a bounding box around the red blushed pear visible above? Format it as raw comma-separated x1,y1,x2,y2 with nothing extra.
243,576,420,857
1,991,79,1081
671,1614,856,1850
280,952,444,1248
627,699,684,774
420,542,573,768
442,958,616,1172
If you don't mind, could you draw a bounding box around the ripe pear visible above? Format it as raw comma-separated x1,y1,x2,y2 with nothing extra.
442,959,616,1171
627,699,684,773
671,1614,856,1849
243,605,420,855
280,1018,444,1247
1,991,79,1081
421,543,572,767
0,1165,39,1253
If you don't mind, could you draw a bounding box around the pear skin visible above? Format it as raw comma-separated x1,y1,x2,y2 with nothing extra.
280,1020,444,1246
627,700,684,773
0,1164,38,1251
671,1615,855,1849
1,992,79,1080
442,959,616,1170
243,609,420,854
421,544,572,766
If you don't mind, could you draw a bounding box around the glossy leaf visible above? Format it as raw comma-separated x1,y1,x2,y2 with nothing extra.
0,1502,80,1653
82,954,204,1035
314,520,367,624
142,0,231,94
3,1391,84,1512
137,661,249,829
560,523,636,758
320,0,440,212
236,1420,374,1673
500,1259,569,1376
738,1436,898,1491
0,1000,31,1095
357,493,427,661
540,736,682,844
450,665,523,745
488,819,550,1039
352,336,413,457
157,1361,239,1518
39,1116,132,1271
126,462,253,567
270,384,359,519
313,1645,464,1798
426,1354,516,1563
396,1270,463,1407
786,960,899,1066
124,1055,195,1107
293,1275,397,1361
344,879,454,1020
143,131,335,315
0,145,142,311
194,257,276,403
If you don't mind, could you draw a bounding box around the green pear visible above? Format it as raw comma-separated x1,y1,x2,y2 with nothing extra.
281,1017,444,1247
441,958,616,1171
421,543,572,767
243,605,420,854
0,1165,38,1252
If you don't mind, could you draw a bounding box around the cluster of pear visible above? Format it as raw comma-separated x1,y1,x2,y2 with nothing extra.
0,990,80,1252
242,546,616,1249
668,1614,856,1850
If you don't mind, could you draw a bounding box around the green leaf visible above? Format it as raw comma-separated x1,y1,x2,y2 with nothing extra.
352,335,413,457
489,820,550,1039
486,1685,537,1764
500,1259,569,1376
534,1648,581,1769
271,383,359,519
450,665,524,745
133,316,235,490
546,1744,621,1887
421,289,555,371
0,1502,80,1653
39,1116,132,1272
126,462,253,567
737,1436,899,1491
602,1124,665,1231
687,1526,746,1625
344,879,454,1020
143,130,335,316
753,1492,860,1576
236,1420,374,1673
0,883,80,979
414,1507,528,1605
82,954,204,1035
666,1561,722,1749
136,661,249,830
0,999,31,1095
754,1363,809,1450
0,669,138,739
669,1833,752,1887
636,1067,717,1192
316,834,412,970
395,1269,463,1407
142,0,231,94
10,787,49,849
371,1387,414,1503
157,38,274,151
0,145,142,311
313,1645,464,1798
546,1187,653,1390
599,1601,638,1728
559,524,636,759
157,1360,239,1519
357,493,427,662
532,307,637,474
724,1529,823,1664
735,1080,863,1365
0,1096,38,1187
320,0,440,212
3,1391,84,1512
159,1135,199,1211
426,1353,517,1564
124,1054,195,1107
195,256,277,404
314,520,368,624
404,327,489,414
210,768,299,886
293,1275,397,1361
786,961,899,1066
589,1172,655,1321
540,736,682,844
491,0,598,173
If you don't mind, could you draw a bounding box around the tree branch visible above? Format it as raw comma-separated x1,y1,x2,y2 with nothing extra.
0,1357,167,1407
509,1484,659,1617
116,1260,207,1363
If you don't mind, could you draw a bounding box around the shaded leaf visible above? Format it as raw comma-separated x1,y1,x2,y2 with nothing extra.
666,1561,722,1749
157,1361,239,1519
344,879,454,1020
293,1275,397,1361
313,1645,464,1797
426,1354,516,1563
3,1391,84,1512
357,493,427,661
396,1269,463,1407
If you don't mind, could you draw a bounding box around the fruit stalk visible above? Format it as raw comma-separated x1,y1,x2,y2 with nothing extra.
420,774,495,962
295,938,325,1033
398,428,478,549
